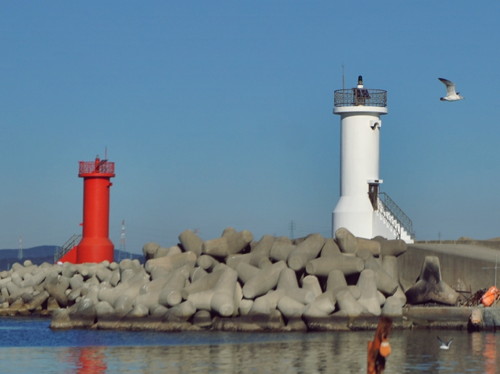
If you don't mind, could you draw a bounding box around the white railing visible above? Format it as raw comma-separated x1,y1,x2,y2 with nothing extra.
376,193,415,241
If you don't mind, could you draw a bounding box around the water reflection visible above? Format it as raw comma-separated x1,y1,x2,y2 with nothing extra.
77,347,107,374
471,332,497,374
91,333,374,374
0,329,499,373
99,332,500,374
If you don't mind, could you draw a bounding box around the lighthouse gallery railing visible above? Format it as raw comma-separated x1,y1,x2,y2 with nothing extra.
334,88,387,108
79,160,115,174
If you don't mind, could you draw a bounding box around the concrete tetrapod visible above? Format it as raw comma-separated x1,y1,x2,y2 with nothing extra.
70,296,97,327
98,270,150,311
238,299,253,316
248,235,275,267
335,288,365,317
226,253,252,270
303,292,336,318
326,269,349,297
44,271,70,308
276,268,315,304
249,289,286,315
305,254,364,277
181,267,225,299
335,227,358,254
287,233,325,271
381,295,404,317
301,275,322,299
301,275,333,318
373,236,407,257
381,255,407,304
158,267,189,307
210,266,239,317
95,300,115,319
6,280,31,305
356,238,381,257
112,294,134,318
165,300,197,322
190,267,208,283
25,290,50,312
22,267,47,288
154,245,181,259
186,265,240,317
242,261,287,299
234,262,260,284
197,255,220,271
364,257,398,296
381,256,399,282
178,229,203,257
304,269,351,318
405,255,460,305
357,269,381,316
277,295,306,319
187,289,215,311
202,237,230,258
134,274,172,312
222,227,253,255
269,237,296,262
145,251,197,273
142,242,161,260
319,238,341,257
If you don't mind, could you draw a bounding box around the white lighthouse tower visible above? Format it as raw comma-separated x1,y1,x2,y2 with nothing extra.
332,76,414,242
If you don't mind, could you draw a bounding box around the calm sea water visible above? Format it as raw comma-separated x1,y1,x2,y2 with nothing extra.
0,317,498,373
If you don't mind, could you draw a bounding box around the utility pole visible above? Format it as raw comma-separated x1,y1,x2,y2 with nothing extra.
289,220,295,239
119,219,127,260
18,236,23,261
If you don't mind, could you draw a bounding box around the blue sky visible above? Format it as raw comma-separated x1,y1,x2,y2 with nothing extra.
1,1,499,252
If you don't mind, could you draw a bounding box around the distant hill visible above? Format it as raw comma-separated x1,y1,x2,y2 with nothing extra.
0,246,143,271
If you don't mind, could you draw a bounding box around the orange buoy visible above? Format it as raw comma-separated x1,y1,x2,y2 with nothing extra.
367,317,392,374
379,340,391,357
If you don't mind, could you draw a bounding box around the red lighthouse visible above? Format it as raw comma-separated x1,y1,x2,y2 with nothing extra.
57,157,116,264
56,157,116,264
75,157,115,263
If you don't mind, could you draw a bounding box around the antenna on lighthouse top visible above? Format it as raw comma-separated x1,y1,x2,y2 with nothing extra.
342,64,345,90
104,146,108,161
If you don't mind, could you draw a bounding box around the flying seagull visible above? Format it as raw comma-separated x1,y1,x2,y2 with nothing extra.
437,336,453,350
438,78,463,101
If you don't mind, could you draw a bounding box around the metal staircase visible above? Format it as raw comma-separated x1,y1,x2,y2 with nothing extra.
54,234,81,262
375,192,415,242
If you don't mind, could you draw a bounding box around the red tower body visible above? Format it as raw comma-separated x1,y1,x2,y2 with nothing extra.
75,157,115,263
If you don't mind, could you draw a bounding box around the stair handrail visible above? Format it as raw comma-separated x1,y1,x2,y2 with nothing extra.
54,234,81,262
378,192,415,239
376,200,401,238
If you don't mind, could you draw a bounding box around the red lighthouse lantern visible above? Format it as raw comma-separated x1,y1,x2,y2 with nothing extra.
75,157,115,263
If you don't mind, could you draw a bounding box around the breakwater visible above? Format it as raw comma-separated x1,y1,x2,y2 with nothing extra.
0,228,491,331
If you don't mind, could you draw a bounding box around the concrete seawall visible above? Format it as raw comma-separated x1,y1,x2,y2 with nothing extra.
0,230,498,331
401,241,500,293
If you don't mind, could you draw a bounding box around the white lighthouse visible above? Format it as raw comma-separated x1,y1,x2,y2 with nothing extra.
332,76,414,242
